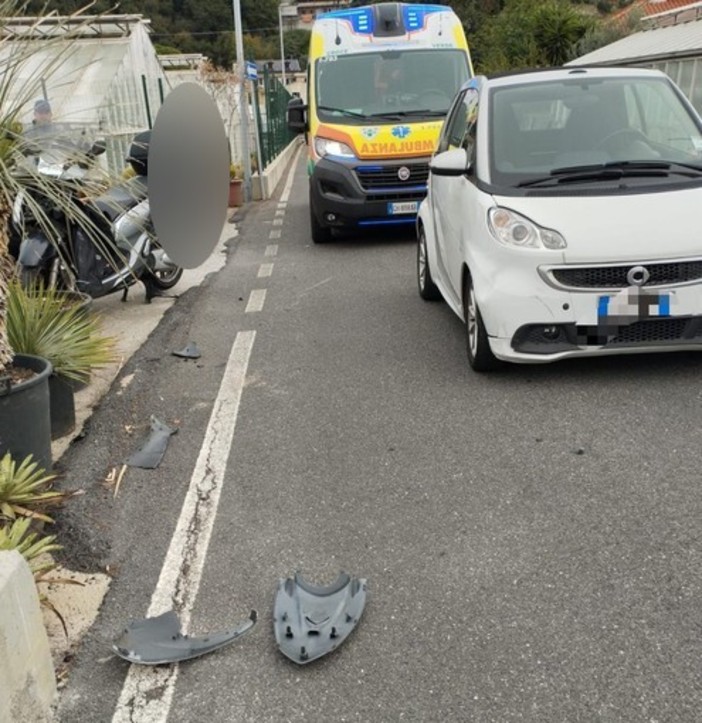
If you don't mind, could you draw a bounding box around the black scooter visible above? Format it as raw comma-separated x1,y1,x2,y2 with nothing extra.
14,130,182,302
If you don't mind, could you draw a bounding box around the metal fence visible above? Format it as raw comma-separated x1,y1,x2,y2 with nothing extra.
253,66,298,169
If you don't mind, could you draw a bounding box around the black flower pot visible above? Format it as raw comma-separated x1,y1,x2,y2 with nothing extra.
49,373,76,440
0,353,53,470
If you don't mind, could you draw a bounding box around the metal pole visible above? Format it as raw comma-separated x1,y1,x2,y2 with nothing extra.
252,78,266,199
279,2,287,86
141,74,153,129
233,0,253,203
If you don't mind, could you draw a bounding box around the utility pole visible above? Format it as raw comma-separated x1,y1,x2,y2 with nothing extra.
232,0,253,202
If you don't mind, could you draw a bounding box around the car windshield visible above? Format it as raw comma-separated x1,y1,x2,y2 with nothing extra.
315,49,470,123
489,76,702,189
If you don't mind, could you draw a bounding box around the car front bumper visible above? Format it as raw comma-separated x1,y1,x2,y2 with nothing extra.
472,258,702,363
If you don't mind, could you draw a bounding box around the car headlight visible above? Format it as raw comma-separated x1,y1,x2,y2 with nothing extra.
314,137,356,159
488,207,566,250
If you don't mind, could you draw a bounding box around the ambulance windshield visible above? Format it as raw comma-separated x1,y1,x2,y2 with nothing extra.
315,49,470,123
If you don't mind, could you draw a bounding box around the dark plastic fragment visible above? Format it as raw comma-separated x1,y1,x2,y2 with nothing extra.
172,342,202,359
125,416,178,469
112,609,257,665
273,571,367,665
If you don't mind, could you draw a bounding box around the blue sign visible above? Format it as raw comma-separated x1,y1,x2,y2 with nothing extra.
245,61,258,81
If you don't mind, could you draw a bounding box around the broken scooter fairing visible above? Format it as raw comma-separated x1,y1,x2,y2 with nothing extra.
112,609,257,665
273,571,367,664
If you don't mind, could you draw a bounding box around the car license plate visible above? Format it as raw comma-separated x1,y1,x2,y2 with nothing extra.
387,201,418,215
597,286,671,325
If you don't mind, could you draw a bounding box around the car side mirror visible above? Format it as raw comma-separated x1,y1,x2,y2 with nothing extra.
287,97,307,133
429,148,470,176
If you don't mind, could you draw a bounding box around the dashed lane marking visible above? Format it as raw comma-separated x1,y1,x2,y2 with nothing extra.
258,263,274,278
245,289,267,313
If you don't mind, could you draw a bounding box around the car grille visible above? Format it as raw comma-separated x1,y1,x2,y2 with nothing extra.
511,316,702,354
607,317,698,345
355,163,429,191
549,260,702,290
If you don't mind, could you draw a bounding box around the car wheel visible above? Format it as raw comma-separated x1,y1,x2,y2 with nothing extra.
463,274,499,372
310,205,333,244
417,226,441,301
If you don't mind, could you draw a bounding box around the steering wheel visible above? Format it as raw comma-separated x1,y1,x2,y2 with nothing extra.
595,128,649,150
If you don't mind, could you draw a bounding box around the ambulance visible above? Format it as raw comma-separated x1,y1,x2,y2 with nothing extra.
288,2,473,243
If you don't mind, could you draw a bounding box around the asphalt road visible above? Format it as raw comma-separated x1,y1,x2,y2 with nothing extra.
55,149,702,722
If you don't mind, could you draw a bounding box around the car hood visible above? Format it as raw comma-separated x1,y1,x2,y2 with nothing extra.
493,187,702,263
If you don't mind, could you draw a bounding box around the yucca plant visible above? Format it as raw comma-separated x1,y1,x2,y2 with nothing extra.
7,279,115,384
0,450,64,521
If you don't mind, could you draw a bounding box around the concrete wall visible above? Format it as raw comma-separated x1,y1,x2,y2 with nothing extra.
0,550,56,723
255,135,305,200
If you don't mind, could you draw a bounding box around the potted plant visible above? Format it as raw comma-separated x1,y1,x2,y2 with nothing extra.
0,3,123,466
6,281,116,439
229,162,244,206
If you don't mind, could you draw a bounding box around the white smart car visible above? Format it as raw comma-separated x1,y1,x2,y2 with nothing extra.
417,66,702,370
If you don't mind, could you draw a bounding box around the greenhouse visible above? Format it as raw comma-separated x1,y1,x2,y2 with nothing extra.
2,14,168,174
571,3,702,112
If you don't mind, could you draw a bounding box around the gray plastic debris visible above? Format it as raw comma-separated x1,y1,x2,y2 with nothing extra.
125,416,178,469
112,609,257,665
172,342,201,359
273,571,367,664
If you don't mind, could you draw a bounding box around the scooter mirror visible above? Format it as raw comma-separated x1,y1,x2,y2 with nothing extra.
147,83,229,269
90,139,107,157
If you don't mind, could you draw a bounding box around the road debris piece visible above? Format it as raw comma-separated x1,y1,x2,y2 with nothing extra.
273,571,367,664
125,416,178,469
172,342,202,359
112,609,257,665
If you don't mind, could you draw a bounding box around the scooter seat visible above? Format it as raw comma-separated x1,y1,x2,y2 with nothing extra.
93,175,148,222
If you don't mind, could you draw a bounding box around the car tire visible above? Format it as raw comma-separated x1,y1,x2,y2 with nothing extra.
310,205,333,244
417,226,441,301
463,274,499,372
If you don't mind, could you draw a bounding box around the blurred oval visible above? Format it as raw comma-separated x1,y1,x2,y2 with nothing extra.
148,83,230,269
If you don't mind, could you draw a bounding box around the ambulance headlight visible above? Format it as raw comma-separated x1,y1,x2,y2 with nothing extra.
314,137,356,160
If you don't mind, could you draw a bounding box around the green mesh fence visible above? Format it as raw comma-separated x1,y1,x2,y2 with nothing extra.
253,65,299,169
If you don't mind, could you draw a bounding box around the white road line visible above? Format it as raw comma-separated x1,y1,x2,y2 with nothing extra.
269,230,281,239
258,263,274,278
245,289,267,312
112,331,256,723
280,143,303,204
272,218,283,226
277,201,287,209
275,209,285,217
265,244,278,257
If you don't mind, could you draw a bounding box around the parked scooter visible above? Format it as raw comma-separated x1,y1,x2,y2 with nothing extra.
14,130,183,302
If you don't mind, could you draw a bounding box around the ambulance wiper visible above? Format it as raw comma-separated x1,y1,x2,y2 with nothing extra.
367,109,443,119
317,105,368,119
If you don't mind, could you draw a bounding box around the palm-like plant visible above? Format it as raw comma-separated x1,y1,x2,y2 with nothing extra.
0,1,120,375
0,450,63,521
7,279,116,383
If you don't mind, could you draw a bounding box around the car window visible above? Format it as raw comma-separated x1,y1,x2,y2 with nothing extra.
627,81,702,156
437,89,478,154
489,75,702,190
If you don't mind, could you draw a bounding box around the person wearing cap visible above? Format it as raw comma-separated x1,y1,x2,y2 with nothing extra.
32,99,52,126
23,98,56,151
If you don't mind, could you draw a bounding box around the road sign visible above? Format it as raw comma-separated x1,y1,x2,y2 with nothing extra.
245,61,258,81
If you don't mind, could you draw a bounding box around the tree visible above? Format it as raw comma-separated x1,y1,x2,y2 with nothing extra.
473,0,596,73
